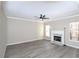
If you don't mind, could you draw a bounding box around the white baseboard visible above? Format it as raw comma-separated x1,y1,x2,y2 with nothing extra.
66,43,79,49
7,39,43,46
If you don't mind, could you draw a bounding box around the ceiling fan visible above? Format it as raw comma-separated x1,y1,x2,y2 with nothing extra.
35,14,49,21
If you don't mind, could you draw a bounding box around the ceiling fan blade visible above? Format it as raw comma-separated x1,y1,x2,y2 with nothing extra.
34,16,40,18
34,16,41,20
43,18,49,19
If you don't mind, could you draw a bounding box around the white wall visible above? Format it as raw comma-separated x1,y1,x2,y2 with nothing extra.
0,2,7,57
7,17,43,45
44,15,79,48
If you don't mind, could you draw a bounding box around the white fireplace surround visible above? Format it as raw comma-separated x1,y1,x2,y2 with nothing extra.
51,30,65,46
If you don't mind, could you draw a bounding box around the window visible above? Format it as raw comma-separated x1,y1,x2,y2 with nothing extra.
70,22,79,41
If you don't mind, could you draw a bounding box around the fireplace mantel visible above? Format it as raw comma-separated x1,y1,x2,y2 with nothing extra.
51,30,65,46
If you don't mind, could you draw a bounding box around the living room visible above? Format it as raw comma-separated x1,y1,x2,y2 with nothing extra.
0,1,79,58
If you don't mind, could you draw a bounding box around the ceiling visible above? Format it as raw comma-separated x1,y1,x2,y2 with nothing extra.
4,1,79,21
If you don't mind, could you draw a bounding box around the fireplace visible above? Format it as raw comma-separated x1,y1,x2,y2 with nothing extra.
54,36,61,42
51,31,64,45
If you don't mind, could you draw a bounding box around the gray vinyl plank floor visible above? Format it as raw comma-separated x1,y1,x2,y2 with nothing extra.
5,40,79,58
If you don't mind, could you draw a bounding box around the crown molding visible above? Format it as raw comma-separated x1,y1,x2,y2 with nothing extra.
7,16,44,23
7,14,79,23
45,14,79,22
